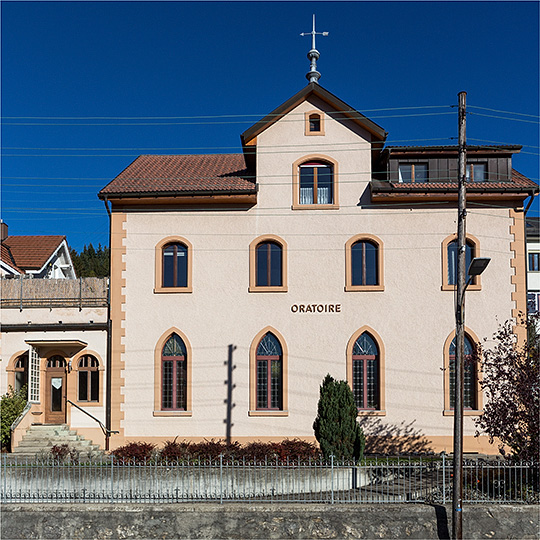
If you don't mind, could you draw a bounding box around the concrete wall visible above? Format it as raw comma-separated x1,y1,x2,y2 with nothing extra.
2,503,539,539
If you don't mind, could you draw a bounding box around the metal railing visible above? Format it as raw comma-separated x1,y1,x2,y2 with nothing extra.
1,277,108,309
1,455,538,504
66,399,118,449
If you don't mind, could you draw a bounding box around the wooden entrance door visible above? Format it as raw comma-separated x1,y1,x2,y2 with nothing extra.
44,356,67,424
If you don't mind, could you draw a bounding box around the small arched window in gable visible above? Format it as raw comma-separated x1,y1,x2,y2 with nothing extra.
309,113,321,132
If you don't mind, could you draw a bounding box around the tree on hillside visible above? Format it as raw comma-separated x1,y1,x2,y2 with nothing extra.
313,374,365,462
475,313,539,461
70,244,109,278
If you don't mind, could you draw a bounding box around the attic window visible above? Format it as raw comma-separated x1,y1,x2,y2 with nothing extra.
309,114,321,132
305,111,324,136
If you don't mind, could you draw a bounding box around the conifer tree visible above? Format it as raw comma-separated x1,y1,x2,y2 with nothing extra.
313,374,365,462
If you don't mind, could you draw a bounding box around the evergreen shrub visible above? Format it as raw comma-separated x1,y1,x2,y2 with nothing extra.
1,385,27,451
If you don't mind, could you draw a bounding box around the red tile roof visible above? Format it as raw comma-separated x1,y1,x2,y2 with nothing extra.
1,243,23,273
1,236,65,271
99,154,255,197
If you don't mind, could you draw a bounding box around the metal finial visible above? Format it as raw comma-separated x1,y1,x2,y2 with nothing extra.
300,15,329,84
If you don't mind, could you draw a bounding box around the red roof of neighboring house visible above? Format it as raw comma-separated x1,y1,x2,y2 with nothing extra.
1,236,65,271
1,243,23,273
99,154,255,197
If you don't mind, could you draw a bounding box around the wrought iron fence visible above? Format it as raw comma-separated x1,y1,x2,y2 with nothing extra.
1,455,538,504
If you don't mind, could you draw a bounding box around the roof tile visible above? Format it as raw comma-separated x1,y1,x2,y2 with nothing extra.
2,236,65,270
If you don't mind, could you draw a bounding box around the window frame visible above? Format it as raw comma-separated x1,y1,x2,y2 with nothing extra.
77,355,100,403
71,350,104,407
249,235,288,293
441,234,482,291
443,328,482,416
154,236,193,294
529,252,540,272
304,110,325,136
153,328,192,417
292,155,339,210
249,327,288,416
466,162,487,182
398,163,428,183
345,234,384,292
346,326,386,416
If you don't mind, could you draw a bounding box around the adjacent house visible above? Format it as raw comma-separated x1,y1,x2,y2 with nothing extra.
97,81,538,454
526,216,540,314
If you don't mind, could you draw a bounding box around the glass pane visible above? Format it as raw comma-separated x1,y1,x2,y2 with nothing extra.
90,370,99,401
448,241,458,285
270,359,282,409
299,167,314,204
450,335,474,356
257,360,268,409
399,164,412,183
162,360,173,409
79,371,88,401
353,359,364,409
176,359,187,409
464,359,475,408
176,244,188,287
163,334,187,356
269,243,282,287
256,243,269,286
351,242,364,286
163,246,175,287
353,333,377,356
309,115,320,132
364,242,378,285
317,166,333,204
473,164,486,182
366,359,379,409
51,378,63,411
257,333,282,356
415,164,428,182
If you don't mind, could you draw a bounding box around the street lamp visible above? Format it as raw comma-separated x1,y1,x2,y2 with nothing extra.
452,256,490,539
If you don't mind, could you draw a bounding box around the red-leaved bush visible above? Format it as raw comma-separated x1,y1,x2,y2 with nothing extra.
111,441,156,463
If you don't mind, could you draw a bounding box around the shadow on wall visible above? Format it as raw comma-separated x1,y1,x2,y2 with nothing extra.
358,417,434,455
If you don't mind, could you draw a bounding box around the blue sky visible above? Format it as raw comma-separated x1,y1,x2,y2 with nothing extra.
1,1,538,251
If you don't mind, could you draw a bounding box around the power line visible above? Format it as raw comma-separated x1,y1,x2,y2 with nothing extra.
468,105,540,119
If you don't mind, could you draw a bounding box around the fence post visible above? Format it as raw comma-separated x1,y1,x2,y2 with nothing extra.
331,455,334,505
219,454,223,505
442,452,446,505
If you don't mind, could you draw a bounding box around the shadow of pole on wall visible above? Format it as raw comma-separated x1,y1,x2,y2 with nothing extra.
224,344,237,446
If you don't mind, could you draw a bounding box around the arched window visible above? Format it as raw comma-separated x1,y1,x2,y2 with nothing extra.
14,353,28,394
249,235,287,292
161,333,187,410
309,113,321,132
345,235,384,291
442,234,481,291
351,240,378,286
162,242,188,288
256,332,283,410
352,332,380,410
299,161,333,205
304,111,325,136
256,242,282,287
447,239,474,286
449,335,477,410
78,355,99,402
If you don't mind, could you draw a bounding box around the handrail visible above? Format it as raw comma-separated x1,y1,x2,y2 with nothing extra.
66,399,119,439
10,402,32,434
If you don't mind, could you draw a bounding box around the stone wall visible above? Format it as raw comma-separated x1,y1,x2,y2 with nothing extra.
2,503,539,539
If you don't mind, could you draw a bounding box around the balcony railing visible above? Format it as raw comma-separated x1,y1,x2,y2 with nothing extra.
1,277,108,309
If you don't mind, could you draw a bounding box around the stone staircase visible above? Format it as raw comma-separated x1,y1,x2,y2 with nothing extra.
12,424,104,460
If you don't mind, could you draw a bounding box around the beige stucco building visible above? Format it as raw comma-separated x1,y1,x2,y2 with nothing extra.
98,83,537,454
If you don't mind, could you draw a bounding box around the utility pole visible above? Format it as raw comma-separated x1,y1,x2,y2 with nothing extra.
452,91,467,540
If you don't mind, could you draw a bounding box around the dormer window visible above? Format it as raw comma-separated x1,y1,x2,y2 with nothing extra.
398,163,428,183
466,163,486,182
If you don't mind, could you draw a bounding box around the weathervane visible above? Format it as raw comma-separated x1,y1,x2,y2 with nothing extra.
300,15,329,84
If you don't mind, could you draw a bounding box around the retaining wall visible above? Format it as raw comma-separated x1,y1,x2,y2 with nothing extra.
1,503,539,539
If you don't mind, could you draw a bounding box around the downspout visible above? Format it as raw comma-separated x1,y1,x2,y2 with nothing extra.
103,197,113,451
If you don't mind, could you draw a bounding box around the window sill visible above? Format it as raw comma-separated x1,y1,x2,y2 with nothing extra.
443,409,483,417
304,131,325,136
154,286,193,294
291,204,339,211
153,410,193,417
357,410,386,416
441,284,481,292
248,286,288,293
248,410,289,417
75,401,102,407
345,285,385,292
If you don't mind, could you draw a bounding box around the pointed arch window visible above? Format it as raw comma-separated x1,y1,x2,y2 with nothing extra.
161,333,187,410
256,332,283,410
352,333,380,410
449,335,477,410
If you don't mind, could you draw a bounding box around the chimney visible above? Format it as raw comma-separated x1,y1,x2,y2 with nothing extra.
1,221,7,242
